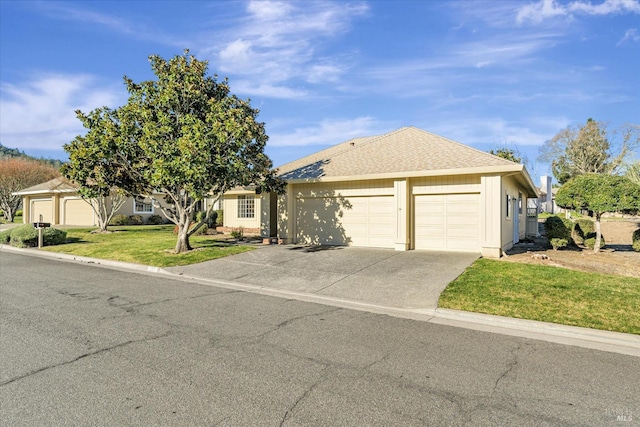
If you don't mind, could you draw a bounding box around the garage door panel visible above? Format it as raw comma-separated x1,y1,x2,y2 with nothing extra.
64,199,95,226
297,195,394,248
414,193,480,252
31,200,53,223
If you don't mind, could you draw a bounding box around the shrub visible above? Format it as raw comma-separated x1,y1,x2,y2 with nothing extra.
572,219,594,245
9,224,38,247
128,215,144,225
632,229,640,252
146,214,165,225
0,229,11,244
584,233,605,250
43,228,67,245
544,216,572,244
230,226,244,239
195,211,206,223
191,223,208,235
6,224,67,247
215,209,223,226
15,209,23,217
207,211,218,228
550,238,568,250
110,214,129,226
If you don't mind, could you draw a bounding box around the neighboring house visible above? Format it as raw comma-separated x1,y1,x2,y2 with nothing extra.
529,175,564,214
223,126,538,258
14,177,177,226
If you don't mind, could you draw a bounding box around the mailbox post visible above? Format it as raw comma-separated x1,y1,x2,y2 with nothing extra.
33,215,51,248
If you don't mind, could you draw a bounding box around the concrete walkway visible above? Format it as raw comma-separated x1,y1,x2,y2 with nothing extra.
166,245,479,310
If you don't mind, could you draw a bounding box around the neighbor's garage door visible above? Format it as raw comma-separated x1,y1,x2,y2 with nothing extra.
296,196,395,248
63,198,95,226
31,199,53,223
414,193,480,251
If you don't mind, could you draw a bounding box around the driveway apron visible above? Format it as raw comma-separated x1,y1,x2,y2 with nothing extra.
167,245,479,310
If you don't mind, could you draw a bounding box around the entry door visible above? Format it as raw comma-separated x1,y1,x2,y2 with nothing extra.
513,198,520,244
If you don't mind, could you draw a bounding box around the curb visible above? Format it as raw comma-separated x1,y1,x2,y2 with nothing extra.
2,244,638,357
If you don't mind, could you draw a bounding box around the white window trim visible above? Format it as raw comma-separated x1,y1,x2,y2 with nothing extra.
237,195,255,219
134,197,154,214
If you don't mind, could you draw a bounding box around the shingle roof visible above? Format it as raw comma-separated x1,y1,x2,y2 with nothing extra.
277,126,518,180
13,177,76,195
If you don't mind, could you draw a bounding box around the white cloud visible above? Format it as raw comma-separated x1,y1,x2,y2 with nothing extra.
231,81,308,99
200,1,368,97
517,0,640,24
0,74,124,151
428,116,572,146
268,117,387,146
617,28,640,44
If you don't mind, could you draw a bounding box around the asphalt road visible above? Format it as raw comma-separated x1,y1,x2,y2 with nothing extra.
1,251,638,426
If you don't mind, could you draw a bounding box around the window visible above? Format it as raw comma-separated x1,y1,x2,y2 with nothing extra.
506,194,512,218
237,195,255,218
518,192,523,215
134,197,153,214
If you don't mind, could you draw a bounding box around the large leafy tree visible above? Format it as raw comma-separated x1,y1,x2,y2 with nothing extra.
539,119,638,184
122,51,283,253
625,161,640,186
489,147,522,163
62,107,145,232
0,158,60,222
555,174,640,252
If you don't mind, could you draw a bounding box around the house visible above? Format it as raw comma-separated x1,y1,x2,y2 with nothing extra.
223,126,538,258
13,177,182,226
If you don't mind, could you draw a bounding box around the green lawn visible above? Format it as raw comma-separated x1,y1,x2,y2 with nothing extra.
439,259,640,334
40,225,254,268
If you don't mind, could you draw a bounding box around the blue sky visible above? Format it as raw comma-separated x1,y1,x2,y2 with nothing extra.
1,0,639,184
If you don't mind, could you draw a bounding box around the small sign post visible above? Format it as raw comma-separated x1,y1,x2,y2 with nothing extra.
33,214,51,248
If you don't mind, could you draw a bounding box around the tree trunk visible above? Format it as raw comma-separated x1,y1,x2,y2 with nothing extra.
174,223,192,253
594,213,602,253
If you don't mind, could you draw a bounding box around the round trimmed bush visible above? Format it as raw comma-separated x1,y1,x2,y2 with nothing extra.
572,219,594,245
584,233,605,249
633,229,640,252
7,224,67,247
545,216,573,244
146,214,165,225
109,214,129,226
128,215,144,225
550,238,568,250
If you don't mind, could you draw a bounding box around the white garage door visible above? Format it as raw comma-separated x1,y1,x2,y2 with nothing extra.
296,196,395,248
64,198,95,226
414,193,480,251
31,199,53,223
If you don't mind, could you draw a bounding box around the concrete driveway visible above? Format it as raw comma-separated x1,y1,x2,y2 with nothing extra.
167,245,479,310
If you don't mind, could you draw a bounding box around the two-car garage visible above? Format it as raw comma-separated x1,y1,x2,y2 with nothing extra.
292,178,482,252
27,196,95,226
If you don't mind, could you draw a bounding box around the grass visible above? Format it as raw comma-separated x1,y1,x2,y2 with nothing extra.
439,259,640,334
40,225,254,268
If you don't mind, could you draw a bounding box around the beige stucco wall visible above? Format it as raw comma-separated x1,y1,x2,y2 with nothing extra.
223,192,262,229
500,175,528,252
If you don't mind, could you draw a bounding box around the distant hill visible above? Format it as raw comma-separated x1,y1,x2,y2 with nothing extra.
0,143,63,169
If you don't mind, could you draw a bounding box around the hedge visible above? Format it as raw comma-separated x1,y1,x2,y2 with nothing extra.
3,224,67,248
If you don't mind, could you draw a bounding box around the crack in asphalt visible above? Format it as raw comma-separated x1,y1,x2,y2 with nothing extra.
278,366,328,427
250,307,341,341
492,343,521,393
0,331,172,387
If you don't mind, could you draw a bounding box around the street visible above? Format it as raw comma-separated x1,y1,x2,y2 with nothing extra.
1,251,637,426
